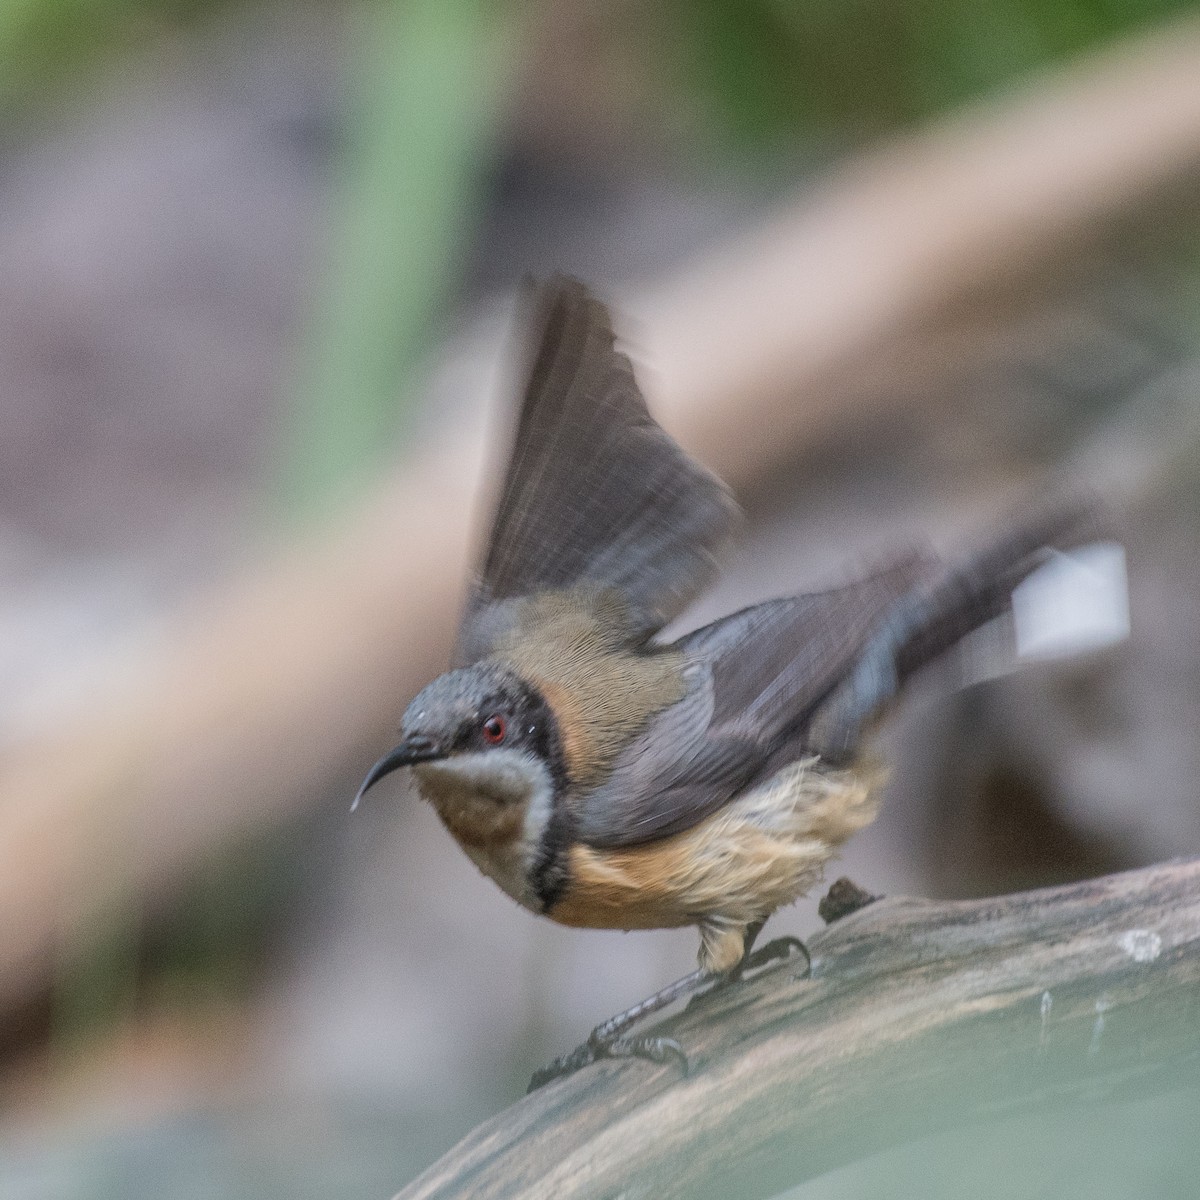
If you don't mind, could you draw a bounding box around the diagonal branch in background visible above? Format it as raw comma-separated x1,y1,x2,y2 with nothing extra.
3,17,1200,1020
644,13,1200,484
397,858,1200,1200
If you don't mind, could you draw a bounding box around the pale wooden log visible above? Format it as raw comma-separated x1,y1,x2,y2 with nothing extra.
3,18,1200,1017
397,858,1200,1200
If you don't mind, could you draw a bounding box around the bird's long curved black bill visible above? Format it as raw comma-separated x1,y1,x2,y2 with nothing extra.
352,737,441,812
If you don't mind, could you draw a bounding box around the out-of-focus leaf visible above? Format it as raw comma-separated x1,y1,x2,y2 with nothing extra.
0,0,222,110
283,0,520,516
667,0,1199,148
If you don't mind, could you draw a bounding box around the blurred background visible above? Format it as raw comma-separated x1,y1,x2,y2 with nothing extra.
1,1,1200,1196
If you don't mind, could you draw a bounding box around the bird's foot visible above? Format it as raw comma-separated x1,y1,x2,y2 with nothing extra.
686,935,811,1013
526,936,810,1092
528,965,710,1092
528,1030,687,1092
691,934,811,995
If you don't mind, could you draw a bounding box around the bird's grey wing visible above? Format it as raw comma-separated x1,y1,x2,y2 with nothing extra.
693,495,1100,756
573,661,764,847
576,556,934,847
576,496,1103,847
456,277,739,663
687,556,935,745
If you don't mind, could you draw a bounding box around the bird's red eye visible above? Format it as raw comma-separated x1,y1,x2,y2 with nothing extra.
482,714,507,745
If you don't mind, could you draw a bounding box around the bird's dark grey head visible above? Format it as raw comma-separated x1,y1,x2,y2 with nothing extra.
353,662,560,808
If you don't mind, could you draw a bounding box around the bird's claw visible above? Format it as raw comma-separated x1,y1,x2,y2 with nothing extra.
527,936,811,1091
528,1032,688,1092
742,935,811,979
606,1034,688,1073
683,934,813,1017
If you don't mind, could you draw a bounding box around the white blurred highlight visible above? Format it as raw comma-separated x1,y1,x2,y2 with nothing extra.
1014,542,1130,661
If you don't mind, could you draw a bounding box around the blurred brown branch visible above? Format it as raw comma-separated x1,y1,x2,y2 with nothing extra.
397,858,1200,1200
645,13,1200,486
4,16,1200,1022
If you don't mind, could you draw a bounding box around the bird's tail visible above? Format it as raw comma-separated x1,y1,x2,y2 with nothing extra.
894,491,1108,682
807,491,1111,762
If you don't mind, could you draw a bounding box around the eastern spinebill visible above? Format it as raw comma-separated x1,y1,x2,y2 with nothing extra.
356,277,1098,1087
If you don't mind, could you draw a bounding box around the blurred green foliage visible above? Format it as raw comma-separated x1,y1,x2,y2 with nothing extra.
6,0,1196,141
3,0,1197,507
671,0,1198,145
0,0,518,519
285,0,519,516
0,0,221,110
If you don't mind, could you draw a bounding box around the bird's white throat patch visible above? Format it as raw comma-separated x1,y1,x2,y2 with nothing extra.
412,749,554,910
414,748,547,807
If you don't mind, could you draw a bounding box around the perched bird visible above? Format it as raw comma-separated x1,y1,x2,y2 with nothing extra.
356,277,1098,1087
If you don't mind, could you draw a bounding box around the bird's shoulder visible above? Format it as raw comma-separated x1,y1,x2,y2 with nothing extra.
487,588,688,792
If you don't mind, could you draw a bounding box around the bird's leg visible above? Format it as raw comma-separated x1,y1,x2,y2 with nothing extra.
528,966,707,1091
704,919,809,988
807,592,933,764
528,923,811,1092
737,918,767,963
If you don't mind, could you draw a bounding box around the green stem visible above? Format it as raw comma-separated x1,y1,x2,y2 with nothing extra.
284,0,520,518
